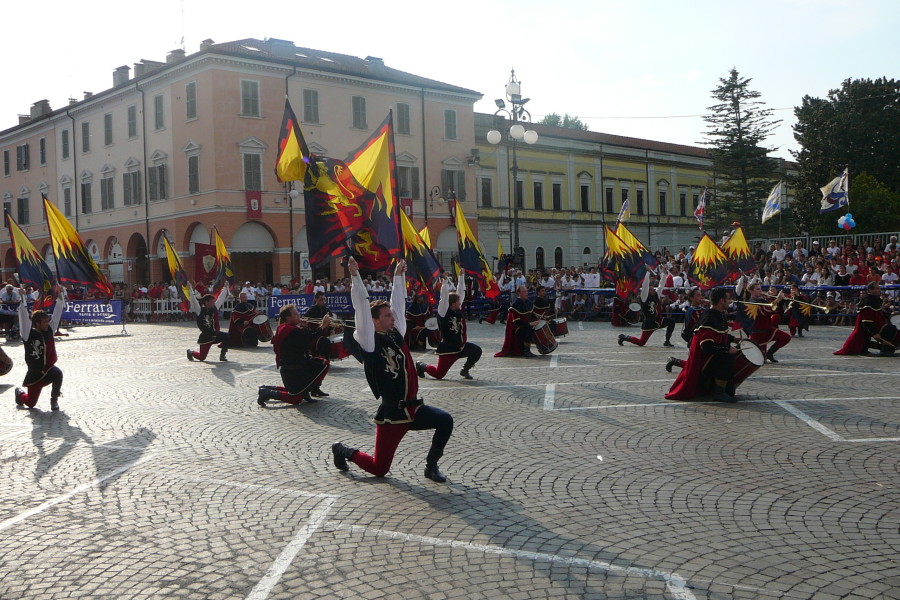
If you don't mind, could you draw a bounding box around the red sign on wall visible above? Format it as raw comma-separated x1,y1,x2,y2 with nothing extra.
400,197,413,218
246,190,262,219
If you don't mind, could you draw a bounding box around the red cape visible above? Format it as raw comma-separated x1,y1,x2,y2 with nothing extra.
834,309,879,355
665,327,725,400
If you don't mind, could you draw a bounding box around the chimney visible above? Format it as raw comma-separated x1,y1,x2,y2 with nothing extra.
30,99,52,119
18,115,29,125
266,38,296,57
113,65,131,87
83,91,93,100
200,38,215,51
166,49,186,63
133,62,145,78
68,98,77,106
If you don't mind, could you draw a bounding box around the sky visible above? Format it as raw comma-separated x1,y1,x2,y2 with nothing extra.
2,0,897,160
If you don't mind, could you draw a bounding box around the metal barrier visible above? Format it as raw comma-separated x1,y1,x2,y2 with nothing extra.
129,298,235,322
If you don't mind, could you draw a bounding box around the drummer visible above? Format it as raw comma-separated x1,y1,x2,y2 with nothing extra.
532,286,553,320
257,304,330,406
227,292,257,347
494,285,539,358
416,272,482,380
835,281,899,356
305,291,338,365
665,287,740,402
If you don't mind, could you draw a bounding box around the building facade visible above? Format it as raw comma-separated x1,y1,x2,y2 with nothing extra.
0,38,481,286
472,113,796,272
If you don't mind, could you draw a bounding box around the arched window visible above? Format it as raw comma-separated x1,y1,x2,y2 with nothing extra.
582,246,591,265
554,246,563,268
535,247,545,271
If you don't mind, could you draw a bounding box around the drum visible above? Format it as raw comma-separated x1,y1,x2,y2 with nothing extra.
252,314,274,342
328,335,349,360
0,345,12,376
732,340,765,387
532,320,558,355
424,317,439,330
241,326,259,347
629,302,642,313
550,317,568,337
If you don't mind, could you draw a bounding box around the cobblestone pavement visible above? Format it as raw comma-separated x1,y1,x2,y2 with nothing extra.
0,318,897,599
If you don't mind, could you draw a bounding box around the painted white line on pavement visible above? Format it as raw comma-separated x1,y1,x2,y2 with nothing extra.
774,400,845,441
551,354,559,368
0,455,152,533
246,496,337,600
543,384,556,411
578,321,584,331
327,522,697,600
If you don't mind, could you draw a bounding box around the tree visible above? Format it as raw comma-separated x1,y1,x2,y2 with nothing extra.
702,68,781,239
791,77,900,235
842,172,900,234
539,113,589,131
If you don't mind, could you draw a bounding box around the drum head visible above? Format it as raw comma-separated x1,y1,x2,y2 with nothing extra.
329,335,343,343
252,314,269,325
553,318,566,324
738,340,765,366
628,303,641,312
891,315,900,328
424,317,439,330
533,320,547,330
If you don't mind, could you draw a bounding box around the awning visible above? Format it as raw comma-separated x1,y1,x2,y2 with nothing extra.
230,222,275,253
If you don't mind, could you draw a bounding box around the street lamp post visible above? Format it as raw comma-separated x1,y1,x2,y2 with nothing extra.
487,69,538,264
288,184,300,280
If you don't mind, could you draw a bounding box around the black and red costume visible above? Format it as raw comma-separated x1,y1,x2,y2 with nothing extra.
532,294,553,320
835,293,898,355
332,270,454,480
621,291,675,347
15,293,66,409
227,299,257,347
187,286,229,362
786,292,811,337
665,307,736,400
738,296,790,361
305,302,337,359
404,298,430,350
494,295,534,357
420,278,482,379
263,322,329,404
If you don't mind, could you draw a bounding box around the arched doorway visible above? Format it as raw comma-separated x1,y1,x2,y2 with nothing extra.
230,222,276,284
126,233,149,285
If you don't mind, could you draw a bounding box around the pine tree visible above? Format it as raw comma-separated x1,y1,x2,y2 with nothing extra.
702,68,780,238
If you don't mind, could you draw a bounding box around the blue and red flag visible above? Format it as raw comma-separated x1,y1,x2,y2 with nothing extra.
274,99,311,184
687,233,735,289
399,210,441,302
600,225,643,299
720,225,756,279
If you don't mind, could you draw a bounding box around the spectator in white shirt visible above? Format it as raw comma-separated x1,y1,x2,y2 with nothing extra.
772,242,787,263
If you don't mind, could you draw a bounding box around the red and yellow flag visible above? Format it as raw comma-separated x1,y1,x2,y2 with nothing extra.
211,227,234,291
721,225,757,278
399,210,442,302
600,225,643,299
5,209,57,310
43,194,113,298
162,234,191,309
455,202,499,298
274,99,310,183
687,233,735,289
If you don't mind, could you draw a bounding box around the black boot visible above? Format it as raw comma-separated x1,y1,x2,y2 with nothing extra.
415,361,427,378
618,334,626,346
424,464,447,483
331,442,357,471
713,379,736,402
219,350,228,362
50,397,60,411
311,386,330,397
663,339,674,347
766,350,779,363
460,366,473,380
257,386,279,407
665,356,678,373
186,349,194,362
